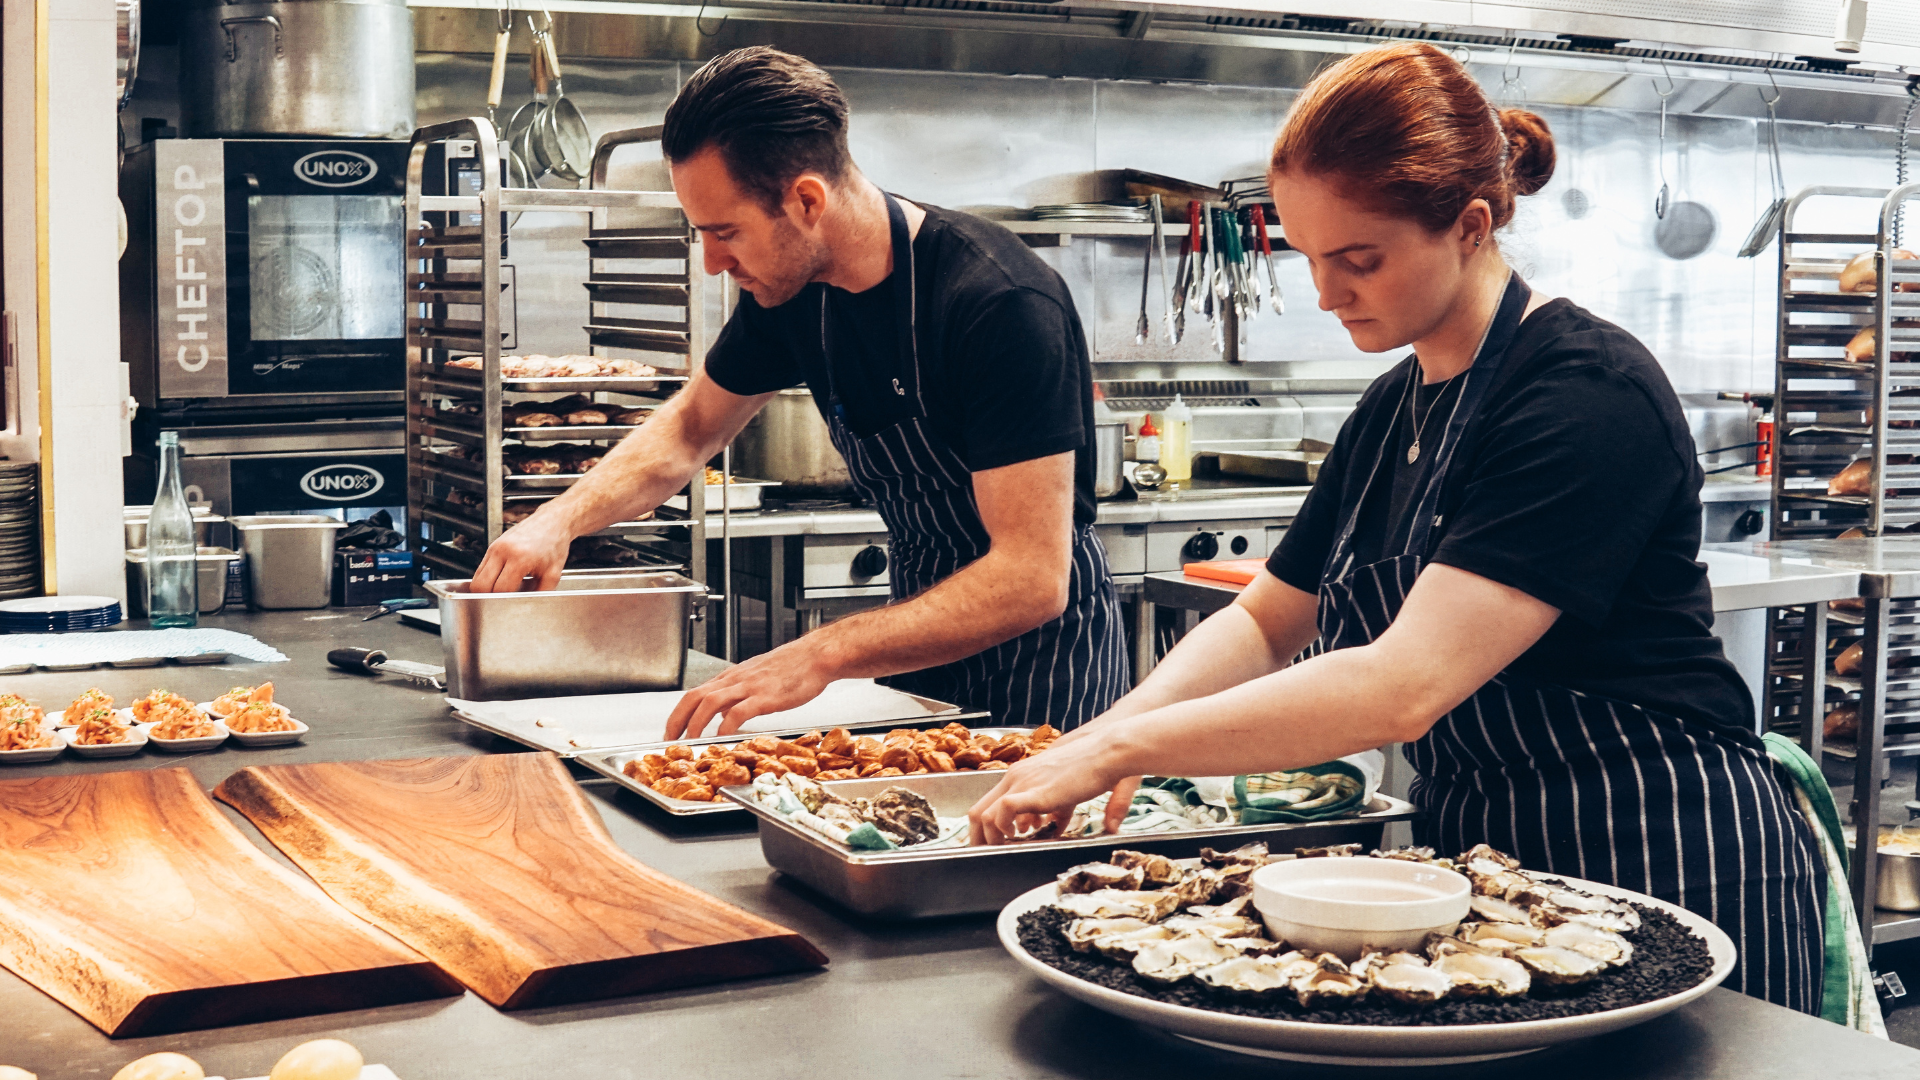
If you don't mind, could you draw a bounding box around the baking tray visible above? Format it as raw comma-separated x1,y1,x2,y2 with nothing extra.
666,479,782,512
510,424,646,443
576,713,1013,815
455,687,969,757
720,770,1418,920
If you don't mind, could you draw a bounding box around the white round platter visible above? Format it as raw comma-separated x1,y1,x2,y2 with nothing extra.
997,873,1735,1067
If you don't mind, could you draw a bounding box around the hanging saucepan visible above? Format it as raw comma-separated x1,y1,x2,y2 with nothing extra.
533,14,591,184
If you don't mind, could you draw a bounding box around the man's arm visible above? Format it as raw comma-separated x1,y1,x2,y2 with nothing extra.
468,372,772,593
664,450,1077,737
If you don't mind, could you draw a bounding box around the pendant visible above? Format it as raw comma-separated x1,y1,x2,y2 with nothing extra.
1407,443,1420,464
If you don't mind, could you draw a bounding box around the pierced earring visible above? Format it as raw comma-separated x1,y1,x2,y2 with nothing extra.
1474,236,1483,247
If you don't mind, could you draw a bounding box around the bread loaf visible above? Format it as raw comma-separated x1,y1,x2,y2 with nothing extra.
1839,248,1918,293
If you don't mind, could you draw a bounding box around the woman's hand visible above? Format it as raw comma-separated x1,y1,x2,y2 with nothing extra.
967,726,1134,845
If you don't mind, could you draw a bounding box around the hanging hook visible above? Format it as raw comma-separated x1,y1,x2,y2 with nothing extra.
1498,35,1525,104
1652,65,1677,220
496,0,513,34
1759,67,1782,108
695,0,727,37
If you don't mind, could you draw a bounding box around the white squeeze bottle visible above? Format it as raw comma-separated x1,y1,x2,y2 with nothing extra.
1161,394,1193,482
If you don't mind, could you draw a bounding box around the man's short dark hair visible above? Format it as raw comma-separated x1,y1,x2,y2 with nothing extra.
662,47,852,213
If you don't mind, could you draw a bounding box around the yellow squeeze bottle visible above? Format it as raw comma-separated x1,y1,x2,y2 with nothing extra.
1161,393,1193,482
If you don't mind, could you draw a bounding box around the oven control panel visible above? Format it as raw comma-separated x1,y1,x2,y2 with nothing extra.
1146,519,1279,573
801,533,893,593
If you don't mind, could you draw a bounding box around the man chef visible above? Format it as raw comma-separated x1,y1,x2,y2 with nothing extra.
471,47,1127,737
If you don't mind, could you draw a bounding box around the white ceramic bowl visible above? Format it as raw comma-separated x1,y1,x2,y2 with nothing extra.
138,719,230,754
56,721,148,758
1252,857,1470,960
0,729,66,764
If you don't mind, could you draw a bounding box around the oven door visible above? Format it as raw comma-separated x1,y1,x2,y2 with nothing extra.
222,139,409,399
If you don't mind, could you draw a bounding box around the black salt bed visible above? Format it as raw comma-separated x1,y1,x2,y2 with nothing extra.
1015,904,1713,1027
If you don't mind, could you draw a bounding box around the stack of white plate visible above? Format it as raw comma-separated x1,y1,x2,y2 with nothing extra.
0,595,122,633
1032,201,1150,223
0,462,39,599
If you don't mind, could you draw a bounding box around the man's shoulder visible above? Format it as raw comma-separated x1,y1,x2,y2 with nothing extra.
916,203,1074,312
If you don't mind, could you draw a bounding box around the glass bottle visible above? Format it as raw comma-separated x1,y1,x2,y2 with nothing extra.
147,430,198,628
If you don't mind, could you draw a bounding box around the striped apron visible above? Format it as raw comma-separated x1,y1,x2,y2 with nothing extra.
814,194,1128,730
1316,273,1825,1012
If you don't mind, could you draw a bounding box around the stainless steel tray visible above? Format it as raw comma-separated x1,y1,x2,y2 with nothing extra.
721,770,1418,920
510,424,646,443
577,714,1020,816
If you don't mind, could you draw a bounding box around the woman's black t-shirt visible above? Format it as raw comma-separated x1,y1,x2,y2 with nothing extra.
1266,297,1756,742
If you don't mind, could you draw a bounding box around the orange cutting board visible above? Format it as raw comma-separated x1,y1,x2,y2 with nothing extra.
215,754,828,1008
0,768,458,1037
1182,558,1267,585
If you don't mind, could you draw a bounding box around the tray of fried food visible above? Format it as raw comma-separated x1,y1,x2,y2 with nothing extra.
0,694,63,762
577,715,1053,816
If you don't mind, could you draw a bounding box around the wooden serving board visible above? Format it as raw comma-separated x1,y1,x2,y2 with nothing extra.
215,754,828,1008
0,768,459,1037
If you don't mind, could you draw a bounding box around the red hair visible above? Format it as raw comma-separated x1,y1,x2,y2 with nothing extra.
1270,42,1555,232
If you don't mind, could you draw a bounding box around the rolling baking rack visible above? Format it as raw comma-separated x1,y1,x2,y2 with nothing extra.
402,119,711,593
1765,183,1920,948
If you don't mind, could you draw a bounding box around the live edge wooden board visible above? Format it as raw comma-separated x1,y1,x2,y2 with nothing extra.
0,769,459,1037
215,754,828,1008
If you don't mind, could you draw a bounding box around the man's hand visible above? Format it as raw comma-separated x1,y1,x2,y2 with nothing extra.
664,639,839,739
469,513,571,593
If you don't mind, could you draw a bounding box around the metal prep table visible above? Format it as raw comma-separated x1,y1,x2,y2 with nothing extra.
3,609,1914,1076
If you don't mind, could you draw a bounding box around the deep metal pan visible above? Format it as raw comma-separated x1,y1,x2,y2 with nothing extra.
720,770,1419,920
577,713,1028,817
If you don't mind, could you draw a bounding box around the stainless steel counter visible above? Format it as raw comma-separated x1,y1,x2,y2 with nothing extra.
1,609,1914,1079
1706,538,1920,600
708,490,1312,539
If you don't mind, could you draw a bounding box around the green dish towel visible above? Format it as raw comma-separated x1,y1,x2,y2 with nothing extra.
1763,732,1886,1036
1232,760,1368,823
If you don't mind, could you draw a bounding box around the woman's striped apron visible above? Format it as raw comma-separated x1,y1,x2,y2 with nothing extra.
815,194,1128,730
1315,273,1825,1012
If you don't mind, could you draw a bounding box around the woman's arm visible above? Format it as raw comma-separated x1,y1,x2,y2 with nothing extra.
967,562,1560,843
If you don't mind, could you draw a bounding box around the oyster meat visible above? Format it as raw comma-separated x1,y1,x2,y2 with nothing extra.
1054,888,1181,922
1295,843,1364,858
1186,894,1253,920
1062,917,1152,952
1367,956,1452,1007
1433,949,1532,999
1293,953,1370,1008
1468,893,1534,925
1090,924,1180,960
1109,849,1184,885
1162,912,1265,940
1460,843,1521,872
1132,934,1244,983
1057,862,1146,894
1514,944,1609,985
1199,842,1269,868
1530,893,1642,934
1270,950,1324,981
1542,921,1634,967
1193,954,1293,995
1461,920,1545,954
1372,846,1437,862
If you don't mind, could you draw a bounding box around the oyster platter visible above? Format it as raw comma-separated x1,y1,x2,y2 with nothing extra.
999,843,1735,1065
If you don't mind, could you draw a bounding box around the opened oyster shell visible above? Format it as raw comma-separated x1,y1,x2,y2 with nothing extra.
1366,955,1452,1006
1132,933,1244,983
1162,912,1265,940
1193,954,1293,995
1090,924,1180,960
1057,862,1146,894
1199,842,1268,868
1542,921,1633,967
1062,917,1152,952
1468,893,1534,925
1514,944,1609,985
1461,920,1545,953
1054,888,1181,922
1433,947,1532,999
1293,953,1369,1007
1110,849,1184,885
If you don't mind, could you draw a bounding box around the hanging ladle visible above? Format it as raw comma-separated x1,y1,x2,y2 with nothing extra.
1738,72,1788,258
1653,63,1677,220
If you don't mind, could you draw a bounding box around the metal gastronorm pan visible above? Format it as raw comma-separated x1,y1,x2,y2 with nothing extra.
575,712,1016,816
720,770,1418,920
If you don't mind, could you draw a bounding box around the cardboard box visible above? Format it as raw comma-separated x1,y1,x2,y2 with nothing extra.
333,549,414,607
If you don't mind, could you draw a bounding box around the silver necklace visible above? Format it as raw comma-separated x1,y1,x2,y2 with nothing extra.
1406,374,1460,464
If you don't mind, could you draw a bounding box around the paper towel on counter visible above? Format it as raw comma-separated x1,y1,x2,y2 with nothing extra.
0,628,288,667
447,678,962,755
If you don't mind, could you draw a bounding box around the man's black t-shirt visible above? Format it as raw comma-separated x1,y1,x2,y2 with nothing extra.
1266,298,1756,742
703,202,1098,524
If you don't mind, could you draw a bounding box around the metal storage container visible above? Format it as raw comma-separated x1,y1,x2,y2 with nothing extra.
124,547,242,616
179,0,415,138
228,515,346,609
425,571,708,701
723,770,1418,920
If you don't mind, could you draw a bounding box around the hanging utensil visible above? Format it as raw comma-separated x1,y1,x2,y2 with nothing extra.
508,18,550,183
1152,195,1174,345
1252,205,1283,315
1185,199,1205,316
1171,200,1197,343
486,5,511,134
1653,64,1677,220
1135,203,1153,346
1739,71,1788,258
533,11,592,184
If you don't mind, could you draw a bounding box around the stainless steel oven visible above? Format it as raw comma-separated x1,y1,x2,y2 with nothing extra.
120,137,411,412
123,420,410,532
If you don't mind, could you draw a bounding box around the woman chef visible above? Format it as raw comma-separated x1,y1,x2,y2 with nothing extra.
970,42,1823,1012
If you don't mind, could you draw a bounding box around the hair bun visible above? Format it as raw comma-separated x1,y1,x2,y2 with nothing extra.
1497,108,1556,197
